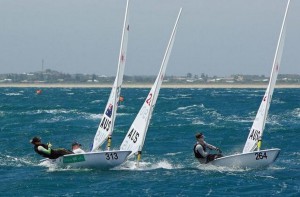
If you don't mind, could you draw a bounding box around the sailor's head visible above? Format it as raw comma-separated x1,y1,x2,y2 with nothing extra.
30,136,41,144
195,132,205,140
72,142,81,147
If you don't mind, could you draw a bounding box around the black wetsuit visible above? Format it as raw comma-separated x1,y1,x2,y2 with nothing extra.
194,142,223,163
34,143,73,159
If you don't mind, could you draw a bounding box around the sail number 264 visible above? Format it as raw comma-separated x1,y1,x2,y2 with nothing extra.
255,152,267,160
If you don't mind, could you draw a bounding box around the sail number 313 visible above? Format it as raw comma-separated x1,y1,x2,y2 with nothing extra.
105,153,118,160
255,152,267,160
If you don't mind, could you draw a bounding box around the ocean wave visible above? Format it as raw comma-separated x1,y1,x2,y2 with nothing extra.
267,166,285,170
117,113,131,116
291,152,300,156
151,160,183,170
39,160,92,172
20,109,102,122
86,90,97,94
4,92,23,96
165,152,182,156
160,97,177,100
118,105,125,109
191,119,206,125
21,109,78,115
205,110,222,120
266,115,283,126
91,99,102,104
37,116,75,123
0,154,34,167
291,108,300,118
196,163,249,172
166,111,179,116
88,113,102,120
175,94,192,99
272,98,285,104
224,115,253,123
173,104,205,115
116,159,183,171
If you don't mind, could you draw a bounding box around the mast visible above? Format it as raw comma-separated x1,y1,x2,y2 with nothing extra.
91,0,130,151
120,8,182,165
242,0,290,153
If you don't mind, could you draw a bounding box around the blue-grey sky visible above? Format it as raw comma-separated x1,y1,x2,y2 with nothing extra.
0,0,299,77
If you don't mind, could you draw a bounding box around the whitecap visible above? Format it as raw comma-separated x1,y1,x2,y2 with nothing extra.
89,114,102,120
192,119,206,125
38,116,75,123
21,109,78,115
91,100,102,104
272,98,285,104
117,113,131,116
118,105,125,109
165,152,182,156
197,163,249,172
166,111,179,116
4,93,22,96
116,159,182,171
267,166,285,170
225,115,253,123
160,97,177,100
39,160,91,172
151,160,174,170
176,105,197,111
291,108,300,118
0,155,35,167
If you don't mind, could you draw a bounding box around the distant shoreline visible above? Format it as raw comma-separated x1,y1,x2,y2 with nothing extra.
0,83,300,88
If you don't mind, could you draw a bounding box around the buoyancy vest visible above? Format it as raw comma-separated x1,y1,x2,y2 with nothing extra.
34,143,53,159
193,143,206,159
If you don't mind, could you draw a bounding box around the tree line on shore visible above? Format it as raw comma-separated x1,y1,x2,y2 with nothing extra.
0,69,299,84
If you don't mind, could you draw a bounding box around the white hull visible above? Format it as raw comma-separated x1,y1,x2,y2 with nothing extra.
210,148,280,169
47,150,131,169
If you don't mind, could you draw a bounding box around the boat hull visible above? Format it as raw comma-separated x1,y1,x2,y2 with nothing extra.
47,150,131,169
210,148,280,169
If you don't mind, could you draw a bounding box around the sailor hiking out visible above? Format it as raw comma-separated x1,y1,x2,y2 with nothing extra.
30,136,73,159
193,132,223,164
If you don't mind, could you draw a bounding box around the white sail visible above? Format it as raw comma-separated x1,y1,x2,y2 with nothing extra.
243,0,290,153
92,0,130,152
120,8,182,158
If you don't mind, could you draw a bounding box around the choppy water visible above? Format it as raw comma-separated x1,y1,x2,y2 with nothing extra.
0,87,299,196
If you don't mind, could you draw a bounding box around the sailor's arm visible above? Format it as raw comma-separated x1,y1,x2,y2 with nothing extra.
196,144,208,157
37,146,51,155
204,141,218,150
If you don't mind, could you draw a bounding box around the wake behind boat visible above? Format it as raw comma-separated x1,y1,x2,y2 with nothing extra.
208,0,291,169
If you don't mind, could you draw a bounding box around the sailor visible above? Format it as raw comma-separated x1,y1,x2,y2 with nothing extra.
193,132,223,164
71,142,85,154
30,136,73,159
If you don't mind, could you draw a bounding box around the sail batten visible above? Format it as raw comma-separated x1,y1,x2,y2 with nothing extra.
242,0,290,153
92,0,130,152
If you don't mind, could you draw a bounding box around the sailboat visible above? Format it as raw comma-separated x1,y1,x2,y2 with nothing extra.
120,8,182,166
210,0,291,169
47,0,132,169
